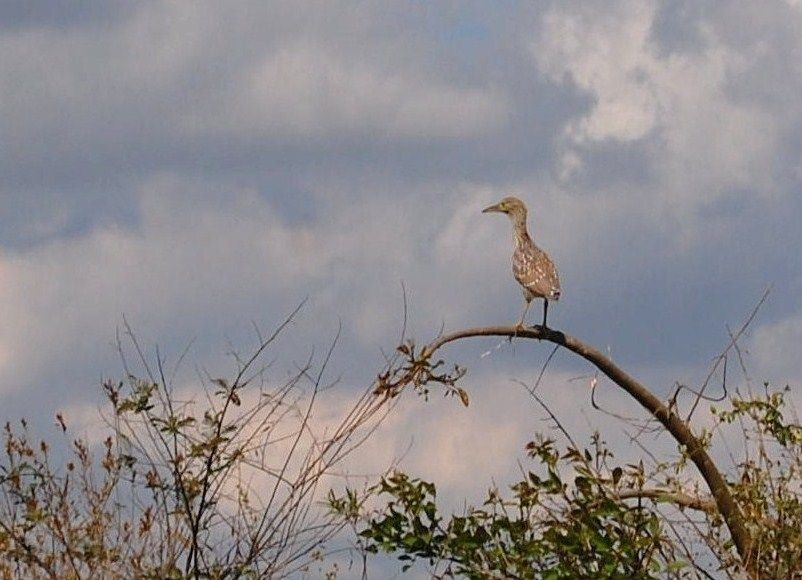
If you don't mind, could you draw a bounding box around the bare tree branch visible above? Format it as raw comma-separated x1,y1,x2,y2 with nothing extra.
614,489,716,514
686,286,770,420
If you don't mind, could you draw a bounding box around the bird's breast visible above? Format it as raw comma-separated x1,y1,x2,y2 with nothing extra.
511,244,561,299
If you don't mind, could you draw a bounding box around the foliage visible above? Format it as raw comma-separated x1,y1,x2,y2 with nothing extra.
710,385,802,578
0,315,391,579
373,340,468,407
332,434,682,579
334,377,802,579
2,300,801,579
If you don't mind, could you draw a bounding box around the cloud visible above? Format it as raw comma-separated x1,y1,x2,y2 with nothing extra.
0,1,509,199
533,0,795,220
1,0,797,381
187,42,508,141
0,180,323,395
0,177,514,401
1,8,802,574
535,1,662,144
749,314,802,389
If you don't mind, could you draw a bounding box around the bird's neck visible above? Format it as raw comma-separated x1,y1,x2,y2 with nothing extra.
511,215,530,246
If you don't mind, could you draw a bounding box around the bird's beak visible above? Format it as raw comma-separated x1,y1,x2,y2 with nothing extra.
482,202,503,214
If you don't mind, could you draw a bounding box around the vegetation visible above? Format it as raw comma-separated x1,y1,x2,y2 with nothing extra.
0,312,393,578
332,385,802,578
333,436,680,578
1,299,800,578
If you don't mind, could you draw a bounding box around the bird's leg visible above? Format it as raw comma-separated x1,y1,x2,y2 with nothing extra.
515,299,532,332
541,299,549,328
510,299,532,342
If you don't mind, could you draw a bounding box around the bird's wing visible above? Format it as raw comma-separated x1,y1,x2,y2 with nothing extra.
513,245,561,300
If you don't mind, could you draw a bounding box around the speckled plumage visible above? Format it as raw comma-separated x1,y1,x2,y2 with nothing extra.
482,196,561,327
513,236,561,302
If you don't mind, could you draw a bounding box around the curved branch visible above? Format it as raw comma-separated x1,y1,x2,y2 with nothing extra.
614,489,716,514
421,325,754,573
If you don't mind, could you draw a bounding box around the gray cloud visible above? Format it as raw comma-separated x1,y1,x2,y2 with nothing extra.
1,6,801,570
0,0,798,383
0,1,134,31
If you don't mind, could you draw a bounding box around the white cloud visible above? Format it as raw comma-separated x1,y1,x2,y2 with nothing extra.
533,0,782,214
749,313,802,388
0,178,521,399
0,180,326,394
535,1,661,143
183,42,508,141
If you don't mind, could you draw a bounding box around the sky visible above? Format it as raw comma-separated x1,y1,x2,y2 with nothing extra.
1,0,802,576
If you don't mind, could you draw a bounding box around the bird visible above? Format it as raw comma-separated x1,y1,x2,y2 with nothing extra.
482,196,561,329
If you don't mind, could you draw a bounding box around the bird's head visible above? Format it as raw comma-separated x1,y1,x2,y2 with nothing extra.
482,196,527,218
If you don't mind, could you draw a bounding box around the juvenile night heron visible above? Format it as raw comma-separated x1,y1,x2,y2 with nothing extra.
483,196,561,328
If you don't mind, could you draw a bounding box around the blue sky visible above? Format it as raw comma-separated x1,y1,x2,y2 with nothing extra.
1,1,801,575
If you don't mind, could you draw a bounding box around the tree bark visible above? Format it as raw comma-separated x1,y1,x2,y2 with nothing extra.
421,325,754,574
